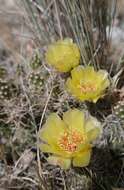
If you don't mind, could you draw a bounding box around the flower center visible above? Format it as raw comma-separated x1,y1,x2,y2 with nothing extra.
58,130,84,152
78,83,96,93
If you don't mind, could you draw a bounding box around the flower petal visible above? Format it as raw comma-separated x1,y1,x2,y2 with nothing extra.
39,143,59,154
66,77,95,101
71,66,84,83
45,39,80,72
97,70,109,81
63,109,85,134
66,66,110,103
92,96,101,103
96,70,110,89
66,77,77,94
71,66,95,83
73,149,91,167
85,116,101,142
39,113,66,145
47,156,71,169
39,143,72,158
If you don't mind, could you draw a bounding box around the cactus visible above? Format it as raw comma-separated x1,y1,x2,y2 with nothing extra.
0,67,7,79
66,171,91,190
0,79,16,100
100,114,124,158
114,100,124,121
28,72,43,88
30,52,41,70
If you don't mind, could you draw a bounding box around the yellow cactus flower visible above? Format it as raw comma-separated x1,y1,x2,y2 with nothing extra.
39,109,101,169
66,66,110,103
45,38,80,72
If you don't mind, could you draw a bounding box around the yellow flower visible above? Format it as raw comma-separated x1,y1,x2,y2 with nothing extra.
39,109,101,169
45,38,80,72
66,66,110,103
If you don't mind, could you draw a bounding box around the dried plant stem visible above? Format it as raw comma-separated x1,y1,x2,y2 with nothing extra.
19,75,47,190
54,0,63,39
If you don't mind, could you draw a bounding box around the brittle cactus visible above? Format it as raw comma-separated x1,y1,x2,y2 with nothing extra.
0,79,16,100
100,115,124,158
114,100,124,121
65,171,91,190
30,52,41,70
0,67,7,79
46,38,80,72
28,72,43,88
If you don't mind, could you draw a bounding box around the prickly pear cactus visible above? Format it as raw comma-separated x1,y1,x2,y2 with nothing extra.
0,67,7,79
114,100,124,121
66,171,91,190
0,79,16,100
100,114,124,158
30,52,41,70
28,72,43,89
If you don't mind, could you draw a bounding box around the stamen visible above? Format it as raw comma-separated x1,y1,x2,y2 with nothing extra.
58,130,84,152
77,83,96,93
